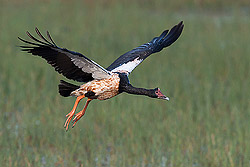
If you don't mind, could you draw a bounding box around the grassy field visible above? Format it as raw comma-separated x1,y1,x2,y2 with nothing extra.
0,0,250,166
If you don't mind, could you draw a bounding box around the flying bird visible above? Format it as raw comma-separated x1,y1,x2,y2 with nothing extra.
19,21,184,131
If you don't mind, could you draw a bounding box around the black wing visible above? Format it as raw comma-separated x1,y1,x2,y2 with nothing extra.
106,21,184,74
18,28,111,82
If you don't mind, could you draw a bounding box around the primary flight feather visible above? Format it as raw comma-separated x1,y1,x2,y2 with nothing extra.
19,21,184,131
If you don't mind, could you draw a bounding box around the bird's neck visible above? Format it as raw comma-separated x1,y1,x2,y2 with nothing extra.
124,85,156,97
118,73,156,98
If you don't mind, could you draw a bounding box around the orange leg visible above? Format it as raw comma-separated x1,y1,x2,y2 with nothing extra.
72,98,92,128
64,95,85,131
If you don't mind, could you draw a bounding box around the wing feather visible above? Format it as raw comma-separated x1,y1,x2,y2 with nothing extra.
107,21,184,74
19,28,111,82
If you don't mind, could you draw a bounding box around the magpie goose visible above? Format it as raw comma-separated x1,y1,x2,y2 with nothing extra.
19,21,184,131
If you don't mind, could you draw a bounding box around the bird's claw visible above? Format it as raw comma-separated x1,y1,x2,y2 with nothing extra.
71,111,85,128
64,113,75,131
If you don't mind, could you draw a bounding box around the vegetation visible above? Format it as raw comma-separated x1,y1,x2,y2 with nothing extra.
0,0,249,166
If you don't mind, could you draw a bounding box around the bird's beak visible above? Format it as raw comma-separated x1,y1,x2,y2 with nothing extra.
158,95,170,101
156,89,170,101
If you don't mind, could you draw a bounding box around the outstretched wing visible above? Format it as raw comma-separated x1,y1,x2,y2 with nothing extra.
106,21,184,74
18,28,111,82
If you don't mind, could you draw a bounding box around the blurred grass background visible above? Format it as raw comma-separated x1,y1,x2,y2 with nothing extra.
0,0,250,166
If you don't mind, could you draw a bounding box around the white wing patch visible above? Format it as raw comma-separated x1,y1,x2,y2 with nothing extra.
54,48,111,80
111,57,143,74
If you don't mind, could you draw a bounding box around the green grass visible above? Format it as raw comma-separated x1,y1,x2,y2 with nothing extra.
1,1,250,166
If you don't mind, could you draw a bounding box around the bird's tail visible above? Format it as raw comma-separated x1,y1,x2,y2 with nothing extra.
58,80,80,97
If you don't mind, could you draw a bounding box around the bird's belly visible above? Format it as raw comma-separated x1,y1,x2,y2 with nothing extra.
76,74,120,100
96,90,119,100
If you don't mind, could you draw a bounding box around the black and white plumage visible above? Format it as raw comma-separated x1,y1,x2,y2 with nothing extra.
19,21,184,131
107,21,184,74
19,28,111,82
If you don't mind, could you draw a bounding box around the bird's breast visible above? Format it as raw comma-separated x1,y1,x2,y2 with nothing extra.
73,74,120,100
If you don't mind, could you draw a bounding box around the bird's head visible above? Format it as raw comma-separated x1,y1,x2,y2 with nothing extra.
153,88,169,100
